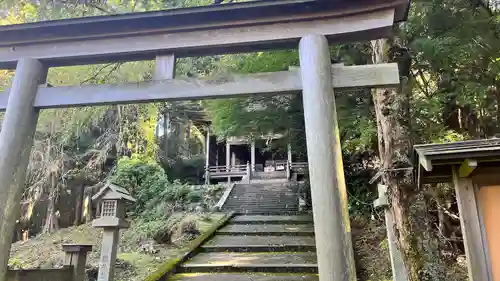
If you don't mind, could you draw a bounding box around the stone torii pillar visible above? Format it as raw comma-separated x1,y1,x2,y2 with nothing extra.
0,58,47,281
299,34,351,281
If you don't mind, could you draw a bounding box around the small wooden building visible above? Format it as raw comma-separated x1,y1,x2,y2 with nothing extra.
414,139,500,281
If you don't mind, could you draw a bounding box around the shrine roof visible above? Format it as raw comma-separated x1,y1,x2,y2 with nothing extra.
413,138,500,184
0,0,409,68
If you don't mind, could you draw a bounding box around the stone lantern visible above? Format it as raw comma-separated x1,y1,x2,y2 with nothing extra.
92,182,136,281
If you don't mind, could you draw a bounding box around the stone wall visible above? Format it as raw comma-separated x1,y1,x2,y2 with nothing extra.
7,267,73,281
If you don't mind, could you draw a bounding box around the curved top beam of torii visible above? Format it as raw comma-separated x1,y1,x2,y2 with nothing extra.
0,0,409,69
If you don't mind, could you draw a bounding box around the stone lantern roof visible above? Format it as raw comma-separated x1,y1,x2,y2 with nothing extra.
92,182,136,229
92,182,136,203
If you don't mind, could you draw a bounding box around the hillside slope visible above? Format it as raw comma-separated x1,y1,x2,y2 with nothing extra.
9,212,225,281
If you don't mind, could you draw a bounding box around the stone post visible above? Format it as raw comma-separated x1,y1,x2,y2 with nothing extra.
226,142,231,184
205,128,210,184
287,143,292,179
0,58,47,281
251,141,256,171
299,34,350,281
374,184,408,281
246,161,251,183
63,244,93,281
97,229,120,281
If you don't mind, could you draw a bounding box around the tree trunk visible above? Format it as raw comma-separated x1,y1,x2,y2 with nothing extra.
163,109,170,159
43,170,59,233
371,38,421,280
73,183,84,226
43,116,59,234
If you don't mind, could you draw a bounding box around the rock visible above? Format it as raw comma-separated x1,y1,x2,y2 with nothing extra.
86,266,98,281
195,205,205,213
115,259,133,270
138,241,159,254
187,203,200,212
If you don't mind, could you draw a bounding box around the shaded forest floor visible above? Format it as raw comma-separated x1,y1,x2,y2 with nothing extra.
9,212,225,281
351,217,468,281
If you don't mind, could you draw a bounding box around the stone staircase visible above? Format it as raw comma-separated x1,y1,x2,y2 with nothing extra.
252,170,287,180
221,181,299,214
169,214,318,281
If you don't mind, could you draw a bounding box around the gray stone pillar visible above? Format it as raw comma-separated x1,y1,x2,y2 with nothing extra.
251,141,256,171
374,184,408,281
63,244,93,281
287,143,292,179
205,128,210,184
287,143,292,165
299,34,349,281
97,229,119,281
226,142,231,184
0,58,47,281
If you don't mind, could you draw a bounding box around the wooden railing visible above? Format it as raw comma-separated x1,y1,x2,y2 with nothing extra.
205,161,309,183
291,162,308,172
206,163,251,183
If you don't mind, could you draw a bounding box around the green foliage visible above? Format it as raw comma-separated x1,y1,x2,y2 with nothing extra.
163,156,206,184
186,190,203,203
111,155,168,214
7,258,26,270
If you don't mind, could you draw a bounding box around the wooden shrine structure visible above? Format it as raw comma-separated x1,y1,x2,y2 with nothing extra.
414,139,500,281
0,1,409,281
204,133,308,183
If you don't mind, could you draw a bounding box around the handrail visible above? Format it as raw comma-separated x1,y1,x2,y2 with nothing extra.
206,163,251,182
291,162,308,168
208,165,247,172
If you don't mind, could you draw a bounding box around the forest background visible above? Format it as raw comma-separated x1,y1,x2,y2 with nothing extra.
0,0,499,280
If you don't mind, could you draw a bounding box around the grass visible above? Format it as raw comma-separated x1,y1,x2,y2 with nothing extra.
9,212,225,281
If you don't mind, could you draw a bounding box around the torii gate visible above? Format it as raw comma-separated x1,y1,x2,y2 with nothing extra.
0,1,409,281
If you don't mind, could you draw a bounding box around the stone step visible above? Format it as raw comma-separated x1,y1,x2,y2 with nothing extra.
223,212,301,215
222,204,297,208
218,224,314,236
222,203,297,207
223,197,299,204
228,210,299,216
170,273,319,281
201,245,316,253
184,252,317,267
226,198,296,202
230,215,313,224
223,210,300,214
180,264,318,274
224,198,298,202
228,194,297,198
223,202,299,209
203,235,315,249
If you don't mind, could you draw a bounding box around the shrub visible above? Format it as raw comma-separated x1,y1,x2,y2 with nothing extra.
111,155,168,215
186,190,203,203
162,156,205,184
